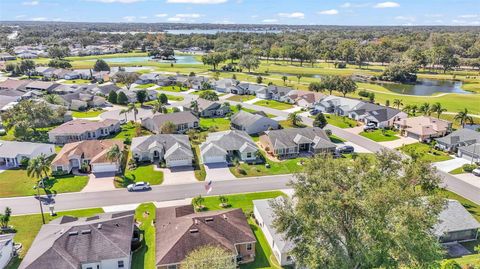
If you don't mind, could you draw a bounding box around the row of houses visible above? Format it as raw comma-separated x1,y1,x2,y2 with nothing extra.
135,73,209,90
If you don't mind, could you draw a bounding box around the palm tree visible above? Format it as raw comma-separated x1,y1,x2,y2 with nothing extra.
454,108,474,128
44,94,60,105
282,75,288,85
27,154,50,224
190,100,199,115
411,105,418,116
119,109,128,122
430,102,447,118
419,103,431,116
235,103,242,112
393,99,403,109
106,144,123,168
126,103,138,122
152,96,167,114
296,74,303,84
288,112,302,127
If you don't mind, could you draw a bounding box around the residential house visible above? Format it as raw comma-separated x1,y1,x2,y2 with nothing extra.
155,205,256,268
316,96,365,116
457,143,480,163
24,81,60,93
435,128,480,152
434,199,480,243
183,98,230,118
200,130,259,164
0,140,55,167
51,140,124,173
116,89,138,103
212,78,238,93
394,116,452,142
349,103,407,128
230,110,279,135
188,76,209,90
0,234,15,269
48,119,120,144
141,111,199,134
257,85,293,100
57,92,106,111
259,127,336,159
0,53,16,61
131,134,194,167
283,90,325,108
253,198,295,267
0,79,30,91
19,211,135,269
135,73,161,84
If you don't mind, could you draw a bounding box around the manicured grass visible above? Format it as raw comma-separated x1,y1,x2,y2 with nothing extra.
5,208,104,269
115,164,163,188
0,169,89,198
253,100,294,110
325,114,358,128
71,109,104,118
329,134,347,143
399,142,453,163
157,85,187,92
201,191,285,269
135,83,155,89
449,166,466,175
165,94,184,101
193,145,206,181
191,90,226,97
359,129,400,142
229,151,307,178
108,122,152,141
199,117,231,131
62,79,92,84
278,120,306,129
131,203,156,269
230,106,276,118
226,95,256,102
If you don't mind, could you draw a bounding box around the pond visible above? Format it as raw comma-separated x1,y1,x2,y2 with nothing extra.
99,55,201,64
374,78,470,96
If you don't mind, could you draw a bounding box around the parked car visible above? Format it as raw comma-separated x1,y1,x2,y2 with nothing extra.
309,109,320,116
127,182,151,191
336,145,355,154
363,122,377,131
472,168,480,177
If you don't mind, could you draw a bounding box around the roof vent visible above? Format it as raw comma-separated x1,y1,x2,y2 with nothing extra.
205,217,214,223
115,223,120,227
81,229,92,234
97,224,103,229
68,231,78,236
189,228,199,233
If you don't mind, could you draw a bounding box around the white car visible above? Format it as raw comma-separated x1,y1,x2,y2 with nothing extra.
472,168,480,177
127,182,151,191
363,122,377,131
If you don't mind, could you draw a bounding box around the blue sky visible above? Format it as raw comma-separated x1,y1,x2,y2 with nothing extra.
0,0,479,26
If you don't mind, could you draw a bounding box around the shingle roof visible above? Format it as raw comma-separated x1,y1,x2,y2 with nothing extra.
147,111,198,129
396,116,451,136
354,103,402,122
0,140,52,159
51,140,123,166
263,127,335,150
131,134,193,159
433,199,480,237
436,128,480,145
230,110,276,129
200,130,258,155
19,211,135,269
49,119,119,135
155,206,256,266
0,79,30,91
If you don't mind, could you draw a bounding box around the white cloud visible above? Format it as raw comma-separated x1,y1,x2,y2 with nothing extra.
88,0,143,3
318,9,339,15
22,0,39,6
167,17,183,22
459,14,479,18
166,0,227,3
15,15,27,19
278,12,305,19
167,13,202,22
139,16,148,19
31,17,47,21
395,16,415,22
122,16,136,21
340,2,370,8
373,1,399,8
155,13,168,17
262,19,278,23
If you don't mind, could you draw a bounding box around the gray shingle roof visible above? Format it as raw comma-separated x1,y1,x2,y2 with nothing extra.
132,134,193,159
19,211,135,269
0,140,52,159
148,111,198,129
230,110,276,129
355,103,403,122
264,127,335,150
436,128,480,146
433,199,480,237
200,130,258,155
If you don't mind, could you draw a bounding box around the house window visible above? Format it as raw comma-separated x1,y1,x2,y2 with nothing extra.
247,153,252,158
56,166,63,172
287,256,292,261
167,265,177,269
194,122,198,127
246,243,252,251
118,260,124,268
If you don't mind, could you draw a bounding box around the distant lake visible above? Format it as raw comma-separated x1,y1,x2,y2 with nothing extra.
98,55,201,64
165,29,281,35
375,78,470,96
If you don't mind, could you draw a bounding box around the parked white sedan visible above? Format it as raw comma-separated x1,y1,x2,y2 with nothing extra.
127,182,151,192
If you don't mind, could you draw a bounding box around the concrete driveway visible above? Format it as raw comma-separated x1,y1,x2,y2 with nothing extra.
204,162,236,182
433,158,470,173
340,141,372,153
100,107,153,123
156,166,197,185
453,173,480,188
81,172,116,193
378,136,418,149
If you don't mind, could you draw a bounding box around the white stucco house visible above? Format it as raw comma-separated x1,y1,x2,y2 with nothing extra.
131,134,194,167
0,140,55,167
200,130,259,164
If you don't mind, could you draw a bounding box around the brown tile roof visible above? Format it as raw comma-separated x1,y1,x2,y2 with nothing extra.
396,116,451,136
49,119,119,135
0,79,31,91
51,140,123,166
155,205,256,266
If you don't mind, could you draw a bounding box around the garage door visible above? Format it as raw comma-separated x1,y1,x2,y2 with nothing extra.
407,132,420,140
91,163,118,173
203,155,226,164
167,159,192,167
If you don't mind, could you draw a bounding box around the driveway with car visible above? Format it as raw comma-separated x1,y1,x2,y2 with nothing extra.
81,172,116,192
204,162,236,182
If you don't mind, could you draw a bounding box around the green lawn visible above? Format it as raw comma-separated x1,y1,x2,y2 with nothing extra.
199,117,231,131
399,143,453,163
329,134,347,143
115,164,164,188
165,94,184,101
107,122,152,141
131,203,157,269
449,166,466,175
201,191,285,269
157,85,188,92
71,109,104,118
5,208,104,269
230,151,307,178
359,129,400,142
135,83,156,89
62,79,92,84
278,120,306,129
193,145,206,181
226,95,256,102
0,169,89,198
253,100,294,110
325,114,358,128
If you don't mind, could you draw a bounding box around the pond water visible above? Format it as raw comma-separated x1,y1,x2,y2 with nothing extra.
375,78,470,96
99,55,201,64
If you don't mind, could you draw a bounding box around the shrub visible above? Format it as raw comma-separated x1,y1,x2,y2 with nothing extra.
462,164,477,173
20,157,29,167
336,62,347,68
359,90,370,98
